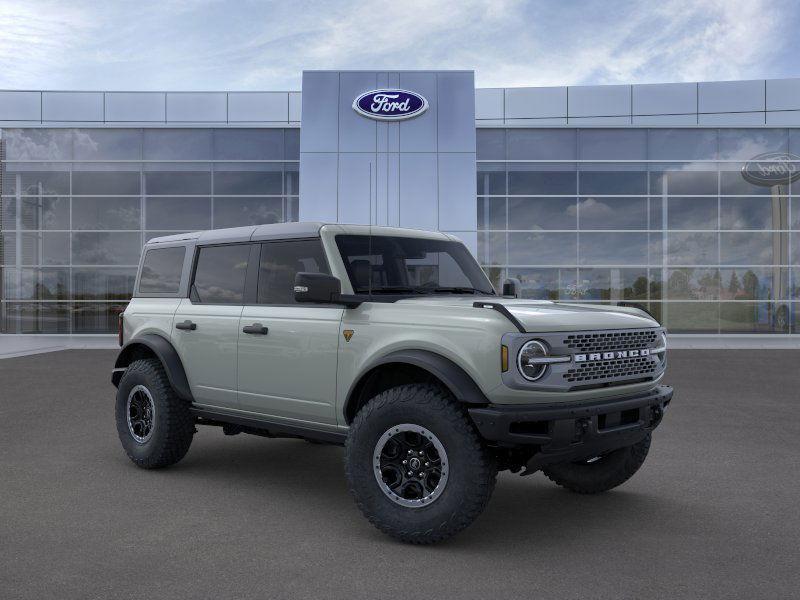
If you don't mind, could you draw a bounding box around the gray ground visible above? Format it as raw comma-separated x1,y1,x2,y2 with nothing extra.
1,350,798,600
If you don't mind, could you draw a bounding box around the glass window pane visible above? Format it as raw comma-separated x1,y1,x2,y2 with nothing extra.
650,197,663,230
284,164,299,196
508,197,576,230
257,240,329,304
138,247,186,294
143,129,213,160
72,171,140,195
477,232,506,265
648,129,717,161
508,169,576,195
72,232,141,266
477,197,506,230
578,129,646,160
720,232,775,265
666,268,720,300
73,268,137,300
507,129,576,160
578,197,647,230
579,171,647,195
13,171,71,196
720,168,775,195
145,197,211,230
4,129,72,160
578,233,648,266
476,165,506,195
1,232,16,264
73,129,141,160
285,197,298,222
1,197,16,226
509,232,577,265
19,232,70,265
72,197,141,230
2,267,69,300
667,197,718,230
720,197,782,230
650,169,717,195
719,267,779,301
214,129,283,160
144,171,210,195
72,302,127,333
213,197,282,228
213,170,282,195
719,302,774,333
20,197,69,230
507,268,577,301
476,129,505,160
666,232,718,264
192,244,250,304
664,302,719,333
285,129,300,159
2,302,71,333
577,268,649,301
718,129,788,160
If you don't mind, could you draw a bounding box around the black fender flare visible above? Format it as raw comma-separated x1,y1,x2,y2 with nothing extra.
112,333,193,401
345,349,489,420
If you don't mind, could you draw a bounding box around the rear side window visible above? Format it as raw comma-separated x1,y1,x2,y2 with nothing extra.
139,247,186,294
192,244,250,304
258,240,329,304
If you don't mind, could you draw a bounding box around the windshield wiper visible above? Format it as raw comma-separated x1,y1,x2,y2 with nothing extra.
353,286,426,295
426,287,486,295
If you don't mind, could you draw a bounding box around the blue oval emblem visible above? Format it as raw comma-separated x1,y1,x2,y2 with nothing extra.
353,89,428,121
742,152,800,186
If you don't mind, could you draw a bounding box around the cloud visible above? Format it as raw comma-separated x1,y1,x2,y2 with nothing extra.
0,0,795,90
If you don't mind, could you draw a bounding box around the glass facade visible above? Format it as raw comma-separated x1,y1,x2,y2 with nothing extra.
477,128,800,334
0,128,299,333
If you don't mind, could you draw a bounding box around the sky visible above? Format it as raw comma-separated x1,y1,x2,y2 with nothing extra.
0,0,798,91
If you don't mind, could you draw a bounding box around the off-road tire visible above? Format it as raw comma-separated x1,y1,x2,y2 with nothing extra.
345,383,497,544
115,358,194,469
542,434,651,494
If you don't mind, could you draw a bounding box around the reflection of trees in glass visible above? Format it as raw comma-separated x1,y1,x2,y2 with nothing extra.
742,270,759,300
668,268,719,300
728,271,741,296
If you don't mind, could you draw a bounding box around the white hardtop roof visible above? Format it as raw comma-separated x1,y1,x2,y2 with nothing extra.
146,222,453,246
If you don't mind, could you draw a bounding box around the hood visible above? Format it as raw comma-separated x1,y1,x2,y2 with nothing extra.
395,296,658,332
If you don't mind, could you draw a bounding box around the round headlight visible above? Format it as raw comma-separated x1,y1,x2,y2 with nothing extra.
517,340,549,381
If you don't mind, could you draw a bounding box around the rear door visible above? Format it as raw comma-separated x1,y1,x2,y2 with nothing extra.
237,239,343,424
172,243,257,410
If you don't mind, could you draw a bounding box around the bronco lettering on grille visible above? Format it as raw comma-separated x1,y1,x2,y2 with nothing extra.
574,348,651,362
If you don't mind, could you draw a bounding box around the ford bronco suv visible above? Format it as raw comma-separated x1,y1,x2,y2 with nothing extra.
113,222,672,544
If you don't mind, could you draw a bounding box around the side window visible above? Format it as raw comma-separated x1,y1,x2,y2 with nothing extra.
192,244,250,304
139,246,186,294
258,240,329,304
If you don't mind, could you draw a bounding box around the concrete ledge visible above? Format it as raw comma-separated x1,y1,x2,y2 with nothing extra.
668,334,800,349
0,335,118,359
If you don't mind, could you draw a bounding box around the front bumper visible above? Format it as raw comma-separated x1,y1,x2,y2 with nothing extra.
468,385,672,468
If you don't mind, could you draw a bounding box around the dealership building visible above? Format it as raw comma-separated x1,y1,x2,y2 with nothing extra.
1,70,799,344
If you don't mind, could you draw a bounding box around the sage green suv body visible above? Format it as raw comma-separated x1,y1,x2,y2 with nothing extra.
112,222,672,544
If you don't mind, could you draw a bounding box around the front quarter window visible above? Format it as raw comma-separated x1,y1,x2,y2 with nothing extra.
335,235,495,296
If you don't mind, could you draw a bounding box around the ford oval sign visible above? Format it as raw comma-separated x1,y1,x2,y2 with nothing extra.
742,152,800,187
353,89,428,121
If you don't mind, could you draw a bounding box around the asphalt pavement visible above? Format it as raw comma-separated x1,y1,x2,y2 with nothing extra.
1,349,798,599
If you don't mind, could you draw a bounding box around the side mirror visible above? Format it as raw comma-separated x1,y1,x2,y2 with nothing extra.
502,277,521,298
294,272,342,304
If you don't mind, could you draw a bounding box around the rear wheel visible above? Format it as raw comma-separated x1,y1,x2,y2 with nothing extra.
542,434,651,494
345,383,497,544
115,358,194,469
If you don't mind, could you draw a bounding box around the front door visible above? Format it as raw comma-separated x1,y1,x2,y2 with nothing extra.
237,239,343,425
172,243,254,410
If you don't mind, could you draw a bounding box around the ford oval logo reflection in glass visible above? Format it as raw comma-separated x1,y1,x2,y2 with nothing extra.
353,89,428,121
741,152,800,187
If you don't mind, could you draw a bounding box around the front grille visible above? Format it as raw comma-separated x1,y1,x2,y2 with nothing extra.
563,329,659,354
563,355,657,384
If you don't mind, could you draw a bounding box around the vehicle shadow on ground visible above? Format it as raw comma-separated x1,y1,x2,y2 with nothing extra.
123,430,701,552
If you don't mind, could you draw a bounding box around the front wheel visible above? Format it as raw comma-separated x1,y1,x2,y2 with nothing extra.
542,434,651,494
345,384,497,544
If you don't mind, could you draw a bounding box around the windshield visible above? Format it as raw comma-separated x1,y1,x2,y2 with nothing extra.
335,235,495,296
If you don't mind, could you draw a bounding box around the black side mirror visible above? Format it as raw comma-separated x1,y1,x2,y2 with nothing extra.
294,272,342,304
502,277,520,298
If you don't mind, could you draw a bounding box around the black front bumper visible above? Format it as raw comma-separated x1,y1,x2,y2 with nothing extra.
468,385,672,468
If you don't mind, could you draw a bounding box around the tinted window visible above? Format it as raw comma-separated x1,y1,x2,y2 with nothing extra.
258,240,328,304
139,247,186,294
192,245,250,304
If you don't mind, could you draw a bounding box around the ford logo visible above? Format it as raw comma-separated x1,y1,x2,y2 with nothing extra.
352,89,428,121
742,152,800,187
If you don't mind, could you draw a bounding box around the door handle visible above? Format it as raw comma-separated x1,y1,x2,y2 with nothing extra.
175,320,197,331
242,323,269,335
